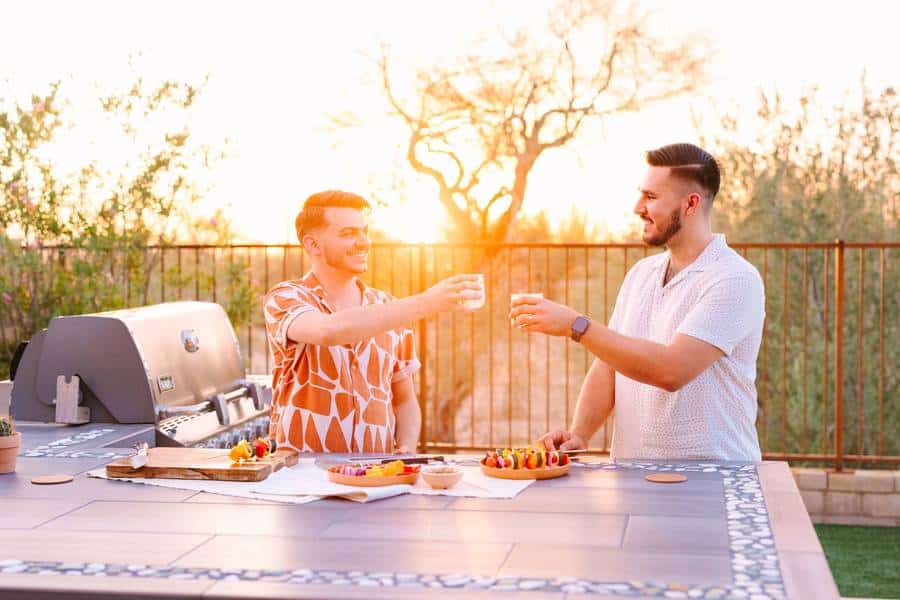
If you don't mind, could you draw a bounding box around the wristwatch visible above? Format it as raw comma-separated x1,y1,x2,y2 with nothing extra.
571,315,591,342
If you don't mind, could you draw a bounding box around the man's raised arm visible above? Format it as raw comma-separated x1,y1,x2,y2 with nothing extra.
288,275,481,347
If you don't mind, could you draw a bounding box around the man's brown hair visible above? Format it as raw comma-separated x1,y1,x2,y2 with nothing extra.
294,190,371,241
645,143,721,203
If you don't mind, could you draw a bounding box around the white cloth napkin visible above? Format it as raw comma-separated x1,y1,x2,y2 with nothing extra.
88,462,536,504
86,468,319,505
249,463,534,501
249,464,411,502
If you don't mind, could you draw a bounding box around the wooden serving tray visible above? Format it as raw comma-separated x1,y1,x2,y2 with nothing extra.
327,468,419,487
106,448,299,482
480,463,570,480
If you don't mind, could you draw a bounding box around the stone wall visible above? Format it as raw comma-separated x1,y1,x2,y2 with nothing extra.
792,467,900,526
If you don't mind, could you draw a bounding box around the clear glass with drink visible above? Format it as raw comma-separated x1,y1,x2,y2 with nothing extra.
461,274,486,310
510,292,543,328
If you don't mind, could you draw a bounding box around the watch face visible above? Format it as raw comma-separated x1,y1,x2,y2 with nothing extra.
573,316,590,334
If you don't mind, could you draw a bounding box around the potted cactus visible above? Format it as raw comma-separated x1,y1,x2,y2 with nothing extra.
0,415,20,473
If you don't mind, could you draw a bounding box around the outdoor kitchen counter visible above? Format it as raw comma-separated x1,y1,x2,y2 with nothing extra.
0,424,838,600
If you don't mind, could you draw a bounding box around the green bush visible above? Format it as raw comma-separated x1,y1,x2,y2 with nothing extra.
0,78,256,378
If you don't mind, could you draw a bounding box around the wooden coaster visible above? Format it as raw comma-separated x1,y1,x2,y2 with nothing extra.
645,473,687,484
31,474,74,485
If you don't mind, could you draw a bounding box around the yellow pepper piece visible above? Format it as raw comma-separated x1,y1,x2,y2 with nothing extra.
229,440,252,462
366,466,384,477
382,460,404,476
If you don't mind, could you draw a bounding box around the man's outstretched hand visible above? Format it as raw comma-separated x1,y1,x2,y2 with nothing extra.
509,295,579,337
421,275,483,314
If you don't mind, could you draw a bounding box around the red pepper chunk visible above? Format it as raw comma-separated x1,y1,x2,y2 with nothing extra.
253,440,267,459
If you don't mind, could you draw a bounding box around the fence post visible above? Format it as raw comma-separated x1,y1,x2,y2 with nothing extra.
417,244,428,452
834,239,845,472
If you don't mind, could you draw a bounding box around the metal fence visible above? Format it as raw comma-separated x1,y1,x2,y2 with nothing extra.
27,241,900,468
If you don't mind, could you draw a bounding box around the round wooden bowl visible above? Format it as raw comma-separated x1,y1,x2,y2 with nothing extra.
421,467,463,489
480,462,570,480
327,468,419,487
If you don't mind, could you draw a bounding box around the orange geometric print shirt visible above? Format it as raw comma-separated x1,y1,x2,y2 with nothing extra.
263,272,420,453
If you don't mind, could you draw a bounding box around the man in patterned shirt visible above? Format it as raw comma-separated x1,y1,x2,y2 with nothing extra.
510,144,766,461
264,190,482,453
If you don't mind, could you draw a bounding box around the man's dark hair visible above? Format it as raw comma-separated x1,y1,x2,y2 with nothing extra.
645,143,720,203
295,190,370,241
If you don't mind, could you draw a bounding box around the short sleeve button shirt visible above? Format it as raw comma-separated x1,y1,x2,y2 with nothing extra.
607,235,765,461
263,272,420,453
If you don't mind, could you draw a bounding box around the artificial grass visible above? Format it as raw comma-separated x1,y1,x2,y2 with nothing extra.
814,524,900,599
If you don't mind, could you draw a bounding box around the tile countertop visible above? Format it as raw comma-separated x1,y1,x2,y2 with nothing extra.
0,423,839,600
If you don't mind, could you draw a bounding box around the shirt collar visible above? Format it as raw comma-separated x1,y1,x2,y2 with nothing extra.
300,271,375,309
653,234,727,274
685,234,727,273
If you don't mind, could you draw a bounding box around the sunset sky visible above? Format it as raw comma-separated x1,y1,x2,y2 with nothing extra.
2,0,897,243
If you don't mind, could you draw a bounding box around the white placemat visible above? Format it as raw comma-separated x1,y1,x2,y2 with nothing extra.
250,463,534,501
87,462,536,504
86,468,319,505
250,466,411,502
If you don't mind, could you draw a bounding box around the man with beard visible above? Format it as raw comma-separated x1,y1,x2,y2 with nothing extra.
510,144,765,461
263,190,481,454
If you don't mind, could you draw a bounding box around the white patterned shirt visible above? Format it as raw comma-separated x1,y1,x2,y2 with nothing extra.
607,234,765,461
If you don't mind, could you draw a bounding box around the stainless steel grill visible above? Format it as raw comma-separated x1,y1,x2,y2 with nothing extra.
10,301,272,448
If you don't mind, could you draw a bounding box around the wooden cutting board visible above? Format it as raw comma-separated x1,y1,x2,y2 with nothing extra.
106,448,299,482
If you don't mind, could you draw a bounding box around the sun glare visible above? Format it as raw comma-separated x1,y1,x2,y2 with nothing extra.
2,1,896,245
372,198,447,244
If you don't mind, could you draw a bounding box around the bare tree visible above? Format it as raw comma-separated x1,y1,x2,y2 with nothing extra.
328,1,711,444
372,0,709,243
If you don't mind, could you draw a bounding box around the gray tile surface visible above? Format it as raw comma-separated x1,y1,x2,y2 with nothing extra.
448,486,725,517
38,501,350,537
546,467,724,493
205,581,566,599
183,492,282,505
175,535,512,576
321,509,627,546
0,497,92,529
0,469,197,502
5,456,112,476
622,515,729,554
15,423,118,451
0,529,211,564
500,543,733,585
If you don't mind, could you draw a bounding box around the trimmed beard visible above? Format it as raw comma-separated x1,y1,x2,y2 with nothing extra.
644,207,682,247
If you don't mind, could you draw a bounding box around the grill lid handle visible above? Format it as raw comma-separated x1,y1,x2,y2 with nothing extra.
156,401,212,420
157,384,259,426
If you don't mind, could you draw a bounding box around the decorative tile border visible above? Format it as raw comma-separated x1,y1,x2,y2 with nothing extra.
0,462,786,598
20,428,132,459
0,559,781,598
